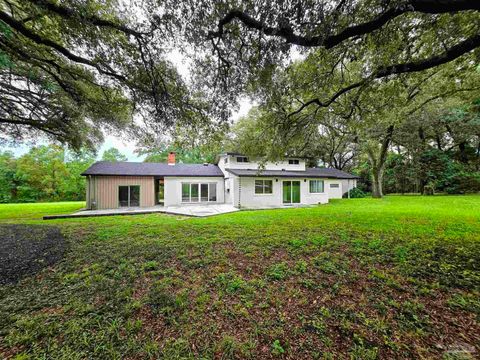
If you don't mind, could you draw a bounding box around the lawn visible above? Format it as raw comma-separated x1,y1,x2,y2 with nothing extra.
0,201,84,222
0,196,479,359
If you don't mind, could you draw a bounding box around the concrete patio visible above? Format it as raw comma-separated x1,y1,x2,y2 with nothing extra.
43,204,239,220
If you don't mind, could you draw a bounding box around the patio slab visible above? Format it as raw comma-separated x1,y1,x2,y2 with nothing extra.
43,204,239,220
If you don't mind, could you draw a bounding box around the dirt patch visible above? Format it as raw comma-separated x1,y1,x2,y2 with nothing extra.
0,224,66,285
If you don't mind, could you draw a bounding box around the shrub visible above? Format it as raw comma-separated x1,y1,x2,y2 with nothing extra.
444,172,480,194
343,187,367,198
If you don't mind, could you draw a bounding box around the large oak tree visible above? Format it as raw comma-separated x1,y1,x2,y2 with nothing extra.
0,0,211,150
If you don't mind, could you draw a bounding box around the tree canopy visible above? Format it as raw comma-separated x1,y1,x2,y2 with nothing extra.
0,0,215,150
0,146,95,203
101,148,128,162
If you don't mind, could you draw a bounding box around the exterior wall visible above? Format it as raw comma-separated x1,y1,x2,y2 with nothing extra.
163,176,225,206
236,177,329,208
219,154,306,172
88,176,155,209
224,177,233,204
326,179,358,199
341,179,357,197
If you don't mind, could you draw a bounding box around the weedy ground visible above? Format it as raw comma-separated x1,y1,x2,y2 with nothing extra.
0,196,479,359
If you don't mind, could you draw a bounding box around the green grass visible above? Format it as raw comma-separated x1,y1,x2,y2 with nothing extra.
0,201,84,222
0,196,479,359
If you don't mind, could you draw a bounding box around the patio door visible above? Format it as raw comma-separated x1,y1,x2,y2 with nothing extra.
119,185,140,207
283,181,300,204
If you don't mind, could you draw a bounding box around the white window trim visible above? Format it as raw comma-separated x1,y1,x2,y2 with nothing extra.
181,182,218,203
308,179,325,194
254,179,274,196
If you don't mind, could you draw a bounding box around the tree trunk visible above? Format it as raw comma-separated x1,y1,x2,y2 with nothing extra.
371,166,384,198
367,125,394,199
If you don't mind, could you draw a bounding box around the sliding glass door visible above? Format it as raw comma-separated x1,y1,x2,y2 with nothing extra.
182,182,217,203
283,181,300,204
119,185,140,207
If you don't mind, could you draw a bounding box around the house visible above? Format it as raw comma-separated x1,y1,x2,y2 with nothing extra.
81,152,358,210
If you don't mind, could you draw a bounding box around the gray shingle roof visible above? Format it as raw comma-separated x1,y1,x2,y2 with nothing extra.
81,161,224,177
226,168,359,179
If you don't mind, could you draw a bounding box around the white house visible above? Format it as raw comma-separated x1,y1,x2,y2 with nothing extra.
82,152,358,210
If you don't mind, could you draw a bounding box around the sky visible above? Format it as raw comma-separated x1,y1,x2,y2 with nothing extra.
4,50,254,162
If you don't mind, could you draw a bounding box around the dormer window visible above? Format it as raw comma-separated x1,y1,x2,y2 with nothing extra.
224,157,228,164
288,159,300,165
237,156,249,163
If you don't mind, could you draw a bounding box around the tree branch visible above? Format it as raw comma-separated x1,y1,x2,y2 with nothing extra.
0,10,128,82
288,33,480,117
209,0,480,48
28,0,146,37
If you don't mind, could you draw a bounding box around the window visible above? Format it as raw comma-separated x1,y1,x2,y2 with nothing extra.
309,180,324,193
255,180,273,194
288,159,300,165
224,157,228,164
119,185,140,207
330,183,340,188
236,156,249,163
182,183,217,202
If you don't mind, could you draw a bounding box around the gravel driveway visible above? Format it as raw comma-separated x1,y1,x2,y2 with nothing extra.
0,225,66,285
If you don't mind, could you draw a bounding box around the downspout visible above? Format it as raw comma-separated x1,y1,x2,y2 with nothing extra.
348,179,350,199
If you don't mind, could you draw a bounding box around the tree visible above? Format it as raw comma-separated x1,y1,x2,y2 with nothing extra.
195,1,480,111
15,145,68,201
0,0,209,150
101,148,128,162
227,44,480,197
0,146,95,203
63,149,96,200
0,151,17,202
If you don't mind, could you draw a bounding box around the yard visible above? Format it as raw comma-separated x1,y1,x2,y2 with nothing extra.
0,196,479,359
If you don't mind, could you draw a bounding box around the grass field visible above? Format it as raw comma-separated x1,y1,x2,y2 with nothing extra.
0,201,84,222
0,196,479,359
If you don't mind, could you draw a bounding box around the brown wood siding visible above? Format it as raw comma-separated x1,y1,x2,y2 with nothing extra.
92,176,155,209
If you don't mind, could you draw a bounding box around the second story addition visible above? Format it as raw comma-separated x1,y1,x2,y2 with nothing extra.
217,152,306,173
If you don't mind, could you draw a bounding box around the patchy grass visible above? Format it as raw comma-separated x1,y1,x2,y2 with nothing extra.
0,196,479,359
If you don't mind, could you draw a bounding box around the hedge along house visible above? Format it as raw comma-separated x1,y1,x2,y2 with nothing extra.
82,152,358,210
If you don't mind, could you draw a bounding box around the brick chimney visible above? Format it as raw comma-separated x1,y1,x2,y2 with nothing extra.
167,152,176,166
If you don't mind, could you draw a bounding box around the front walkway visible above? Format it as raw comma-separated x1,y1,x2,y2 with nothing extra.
43,203,239,220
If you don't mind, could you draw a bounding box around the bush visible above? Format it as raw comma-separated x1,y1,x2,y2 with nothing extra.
444,172,480,194
343,187,366,198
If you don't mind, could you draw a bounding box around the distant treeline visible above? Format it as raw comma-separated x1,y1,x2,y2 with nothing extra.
0,146,96,203
354,148,480,195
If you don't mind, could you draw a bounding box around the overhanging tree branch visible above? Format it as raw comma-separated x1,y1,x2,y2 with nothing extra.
209,0,480,48
0,10,128,82
27,0,147,37
288,33,480,117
